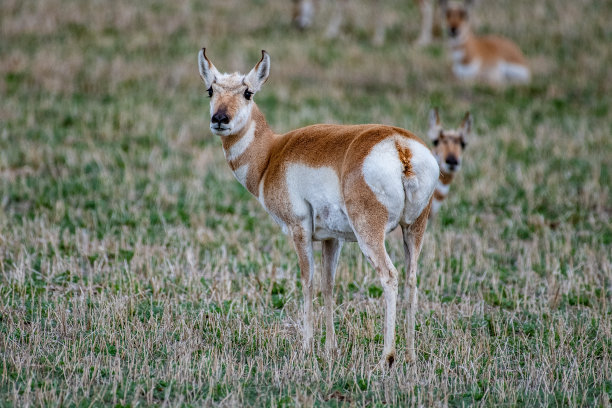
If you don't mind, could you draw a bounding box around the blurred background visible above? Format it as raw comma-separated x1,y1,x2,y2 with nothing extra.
1,0,611,406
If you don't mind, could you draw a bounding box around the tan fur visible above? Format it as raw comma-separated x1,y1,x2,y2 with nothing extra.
444,2,530,84
199,49,439,367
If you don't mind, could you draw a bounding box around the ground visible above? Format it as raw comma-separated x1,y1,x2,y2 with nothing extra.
0,0,611,406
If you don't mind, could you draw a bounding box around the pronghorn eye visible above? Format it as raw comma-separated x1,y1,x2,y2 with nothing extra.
433,139,439,147
207,87,213,97
244,89,253,100
461,140,467,149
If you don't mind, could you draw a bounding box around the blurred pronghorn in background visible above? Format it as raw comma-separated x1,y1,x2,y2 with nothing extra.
292,0,448,46
427,108,471,217
442,0,530,84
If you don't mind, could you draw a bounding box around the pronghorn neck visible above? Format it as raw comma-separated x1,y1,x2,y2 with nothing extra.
221,104,276,196
431,170,455,216
439,170,455,186
449,27,473,52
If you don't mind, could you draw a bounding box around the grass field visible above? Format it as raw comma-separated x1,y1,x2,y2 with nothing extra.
1,0,611,406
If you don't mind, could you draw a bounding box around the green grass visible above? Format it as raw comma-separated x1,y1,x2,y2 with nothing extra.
1,0,611,406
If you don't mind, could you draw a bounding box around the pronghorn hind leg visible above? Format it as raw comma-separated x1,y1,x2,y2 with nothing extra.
321,238,342,354
290,224,315,350
401,201,432,363
356,234,399,368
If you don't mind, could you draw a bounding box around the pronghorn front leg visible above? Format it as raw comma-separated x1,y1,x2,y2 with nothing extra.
415,0,434,46
321,238,342,354
290,225,315,350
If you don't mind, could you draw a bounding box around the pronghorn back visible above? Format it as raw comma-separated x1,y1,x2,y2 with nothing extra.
260,123,438,240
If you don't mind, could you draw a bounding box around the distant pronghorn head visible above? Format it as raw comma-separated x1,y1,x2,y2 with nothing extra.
198,48,270,137
440,0,473,41
428,108,471,174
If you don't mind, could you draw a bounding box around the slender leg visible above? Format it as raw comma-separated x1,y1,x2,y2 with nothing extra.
321,238,342,354
349,227,398,368
401,202,431,363
290,225,315,350
372,0,385,46
344,172,398,368
415,0,434,46
293,0,316,30
325,0,346,38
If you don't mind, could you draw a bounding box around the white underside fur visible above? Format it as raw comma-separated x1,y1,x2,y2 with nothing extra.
285,164,353,240
269,137,438,242
453,59,530,83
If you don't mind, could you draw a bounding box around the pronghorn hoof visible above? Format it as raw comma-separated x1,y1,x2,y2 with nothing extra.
324,342,338,357
387,353,395,368
406,349,417,363
379,351,396,370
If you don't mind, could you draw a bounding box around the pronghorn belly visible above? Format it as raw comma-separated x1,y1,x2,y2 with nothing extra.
453,59,481,80
285,164,355,240
362,138,411,232
500,61,530,82
399,139,439,224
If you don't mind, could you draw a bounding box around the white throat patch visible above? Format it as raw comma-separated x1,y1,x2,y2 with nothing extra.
225,121,255,161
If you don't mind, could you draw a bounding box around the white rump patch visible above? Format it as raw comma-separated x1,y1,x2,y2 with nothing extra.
401,139,439,224
362,138,406,229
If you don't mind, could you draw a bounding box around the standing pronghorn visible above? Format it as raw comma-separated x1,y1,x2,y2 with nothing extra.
443,0,530,84
198,48,439,366
427,108,471,216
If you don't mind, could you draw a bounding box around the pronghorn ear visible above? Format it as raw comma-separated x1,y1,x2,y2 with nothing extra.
460,111,472,137
428,108,442,141
244,50,271,94
198,48,219,90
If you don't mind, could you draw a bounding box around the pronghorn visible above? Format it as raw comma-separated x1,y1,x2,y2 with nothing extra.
292,0,445,46
442,0,530,84
198,48,439,366
427,108,471,216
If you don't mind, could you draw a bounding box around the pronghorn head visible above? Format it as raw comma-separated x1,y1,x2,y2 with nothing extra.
198,48,270,137
428,108,471,174
441,0,472,41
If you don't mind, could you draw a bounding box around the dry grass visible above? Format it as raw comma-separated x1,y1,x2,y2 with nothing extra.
1,0,611,406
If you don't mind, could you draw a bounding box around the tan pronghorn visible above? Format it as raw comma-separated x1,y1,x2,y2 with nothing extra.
428,108,471,216
292,0,445,46
198,48,439,366
443,0,530,84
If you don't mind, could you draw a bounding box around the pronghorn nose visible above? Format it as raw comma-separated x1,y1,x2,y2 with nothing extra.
445,155,458,167
211,112,230,125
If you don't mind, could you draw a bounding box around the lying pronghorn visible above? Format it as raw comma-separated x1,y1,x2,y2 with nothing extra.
427,108,471,216
292,0,445,46
443,0,530,84
198,48,439,366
